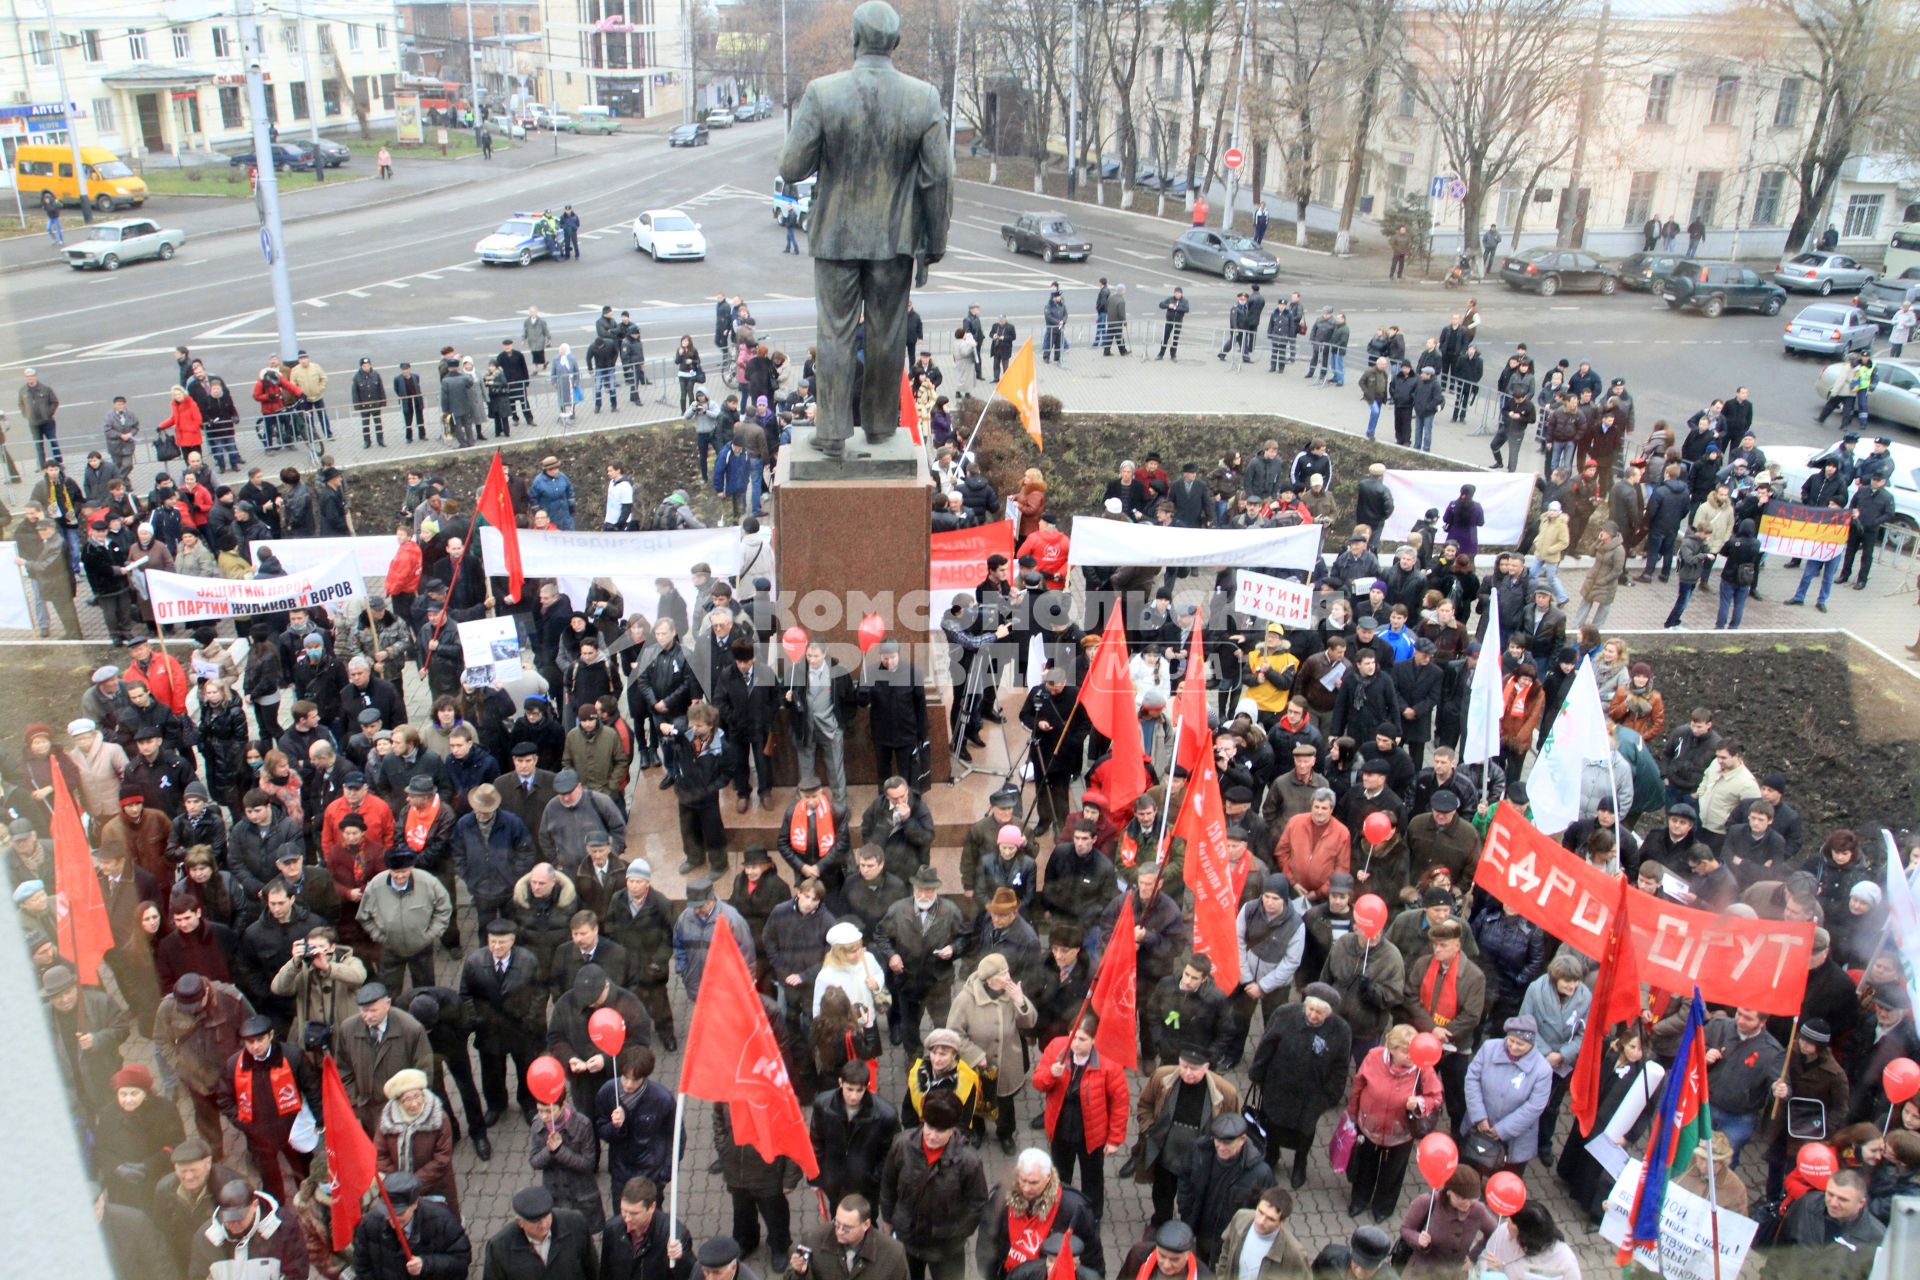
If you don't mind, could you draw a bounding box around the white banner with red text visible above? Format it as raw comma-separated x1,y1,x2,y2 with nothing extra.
147,551,364,625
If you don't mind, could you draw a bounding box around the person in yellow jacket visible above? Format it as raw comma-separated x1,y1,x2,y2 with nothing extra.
1242,624,1298,718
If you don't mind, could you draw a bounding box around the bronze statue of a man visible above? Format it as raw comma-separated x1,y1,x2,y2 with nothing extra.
779,1,952,458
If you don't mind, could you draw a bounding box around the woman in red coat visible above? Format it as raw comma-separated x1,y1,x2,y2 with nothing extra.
1031,1015,1129,1220
160,385,204,451
1014,468,1049,543
1497,662,1545,782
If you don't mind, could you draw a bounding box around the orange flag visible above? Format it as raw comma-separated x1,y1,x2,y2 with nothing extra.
679,921,820,1177
1174,727,1241,994
996,338,1042,450
1079,608,1149,816
320,1055,379,1251
474,451,523,603
1089,892,1139,1069
50,769,112,985
899,363,922,445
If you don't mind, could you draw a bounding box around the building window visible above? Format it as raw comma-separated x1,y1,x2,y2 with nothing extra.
1396,82,1416,117
1151,47,1164,92
323,80,342,115
80,30,102,62
262,89,277,124
219,86,243,129
1385,161,1408,200
28,30,49,65
347,23,361,51
128,28,149,61
283,24,299,54
1774,76,1803,129
1690,170,1722,226
1753,171,1787,226
353,76,370,111
1645,73,1674,124
381,74,396,109
377,23,388,49
291,82,310,120
1844,193,1885,239
172,26,190,58
518,16,531,32
90,97,115,132
1625,171,1658,227
1709,75,1739,126
212,26,234,58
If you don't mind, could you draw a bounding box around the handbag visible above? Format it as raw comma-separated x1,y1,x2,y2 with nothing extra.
1241,1084,1270,1153
1461,1128,1506,1172
1330,1113,1358,1174
154,429,181,462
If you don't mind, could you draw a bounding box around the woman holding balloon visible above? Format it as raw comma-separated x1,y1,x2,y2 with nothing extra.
1476,1200,1580,1280
1343,1023,1443,1222
1397,1162,1496,1276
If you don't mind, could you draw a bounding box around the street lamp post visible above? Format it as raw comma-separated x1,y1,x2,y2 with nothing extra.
43,2,94,222
238,0,300,362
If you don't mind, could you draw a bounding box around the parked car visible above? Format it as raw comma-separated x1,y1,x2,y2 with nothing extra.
632,208,707,261
1498,247,1619,296
475,212,556,266
1773,250,1877,295
227,142,318,172
309,139,351,167
562,115,621,135
704,108,735,129
62,217,185,271
1170,228,1277,281
772,176,813,230
1855,267,1920,328
1813,360,1920,434
668,123,711,147
1771,442,1920,529
1002,213,1092,262
1135,167,1189,195
1614,251,1684,292
1783,303,1877,357
1660,260,1787,317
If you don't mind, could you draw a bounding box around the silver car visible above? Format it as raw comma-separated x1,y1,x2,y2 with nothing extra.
1773,251,1877,295
1170,228,1278,281
63,217,186,271
1784,303,1877,356
1814,358,1920,432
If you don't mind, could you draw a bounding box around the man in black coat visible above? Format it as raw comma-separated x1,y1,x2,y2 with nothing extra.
977,1151,1104,1280
811,1060,904,1209
1176,1113,1274,1268
1390,639,1444,767
494,745,560,860
1144,956,1238,1068
1353,464,1394,548
599,1175,693,1280
460,917,545,1130
351,1171,472,1279
483,1185,598,1279
711,639,780,809
861,642,929,794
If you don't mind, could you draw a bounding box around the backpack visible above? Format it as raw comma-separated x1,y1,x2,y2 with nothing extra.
648,500,679,532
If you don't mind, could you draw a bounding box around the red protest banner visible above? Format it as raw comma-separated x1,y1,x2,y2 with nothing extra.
930,519,1015,595
1472,802,1813,1016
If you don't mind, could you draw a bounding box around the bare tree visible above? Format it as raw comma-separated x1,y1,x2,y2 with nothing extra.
1261,0,1343,245
1165,0,1231,199
1399,0,1594,250
1099,0,1153,206
1334,0,1400,255
984,0,1071,186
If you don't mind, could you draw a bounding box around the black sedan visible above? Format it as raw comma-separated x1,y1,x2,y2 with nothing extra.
227,142,319,172
668,123,710,147
1499,247,1620,297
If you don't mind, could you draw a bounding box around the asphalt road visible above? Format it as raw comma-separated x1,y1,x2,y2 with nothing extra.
0,124,1871,458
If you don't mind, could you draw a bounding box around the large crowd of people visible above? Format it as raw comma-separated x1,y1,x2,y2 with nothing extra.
9,289,1920,1280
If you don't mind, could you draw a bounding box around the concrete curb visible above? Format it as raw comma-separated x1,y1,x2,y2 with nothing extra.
0,147,579,278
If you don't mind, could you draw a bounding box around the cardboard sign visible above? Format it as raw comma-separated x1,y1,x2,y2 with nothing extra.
1600,1159,1759,1280
1233,570,1315,627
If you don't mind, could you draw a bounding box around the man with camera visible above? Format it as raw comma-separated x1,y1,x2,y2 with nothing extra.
782,1194,907,1280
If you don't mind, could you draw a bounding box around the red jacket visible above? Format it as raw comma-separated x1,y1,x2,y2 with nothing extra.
253,377,292,417
160,395,203,448
1347,1044,1443,1148
127,651,191,716
321,794,397,862
386,540,423,595
1017,528,1072,590
1032,1036,1129,1152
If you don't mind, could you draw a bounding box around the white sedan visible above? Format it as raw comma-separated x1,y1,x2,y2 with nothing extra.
1769,442,1920,531
632,208,707,261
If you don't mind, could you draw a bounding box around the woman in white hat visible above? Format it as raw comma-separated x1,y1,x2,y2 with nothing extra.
375,1066,460,1215
813,920,889,1022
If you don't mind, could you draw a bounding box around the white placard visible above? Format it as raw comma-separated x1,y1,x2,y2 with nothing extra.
1599,1158,1758,1280
457,614,525,687
0,566,35,631
1232,570,1315,628
147,550,363,625
1066,519,1323,571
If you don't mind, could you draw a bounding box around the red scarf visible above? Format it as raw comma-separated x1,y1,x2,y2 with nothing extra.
1005,1193,1063,1269
234,1051,300,1125
1136,1252,1197,1280
789,796,834,857
1502,677,1533,720
404,796,442,852
1420,957,1461,1025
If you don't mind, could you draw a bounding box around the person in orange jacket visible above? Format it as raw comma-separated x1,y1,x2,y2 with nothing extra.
1031,1016,1130,1220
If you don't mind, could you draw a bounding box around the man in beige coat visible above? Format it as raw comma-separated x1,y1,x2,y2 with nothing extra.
1218,1187,1313,1280
945,951,1037,1154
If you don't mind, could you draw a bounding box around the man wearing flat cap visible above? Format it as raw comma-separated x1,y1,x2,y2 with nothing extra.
1308,1225,1393,1278
353,1169,473,1279
1177,1111,1273,1266
190,1177,310,1280
333,981,433,1133
547,960,652,1111
483,1184,598,1279
217,1011,317,1205
358,839,454,992
1846,982,1920,1125
1116,1219,1216,1280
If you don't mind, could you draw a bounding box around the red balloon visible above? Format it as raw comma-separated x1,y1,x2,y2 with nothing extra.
781,626,809,664
527,1054,568,1105
1408,1032,1444,1069
1353,894,1389,941
856,614,888,655
1485,1171,1528,1216
1416,1132,1459,1189
1797,1142,1837,1190
588,1007,628,1059
1884,1057,1920,1104
1362,810,1394,845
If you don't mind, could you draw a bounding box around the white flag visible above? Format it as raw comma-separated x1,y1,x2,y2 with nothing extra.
1527,658,1613,835
1461,586,1505,767
1884,831,1920,1014
1026,631,1046,690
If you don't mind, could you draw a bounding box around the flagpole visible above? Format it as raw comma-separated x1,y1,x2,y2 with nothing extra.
1704,1125,1722,1280
1151,707,1185,864
667,1090,687,1238
1767,1017,1800,1124
959,392,998,460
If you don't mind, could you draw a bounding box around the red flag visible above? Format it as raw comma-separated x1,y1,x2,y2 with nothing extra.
50,768,112,984
678,921,820,1177
1049,1230,1078,1280
1080,609,1148,816
1089,892,1139,1069
899,364,922,445
474,451,524,604
1174,729,1240,995
1171,620,1211,776
1571,873,1643,1137
320,1054,378,1251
